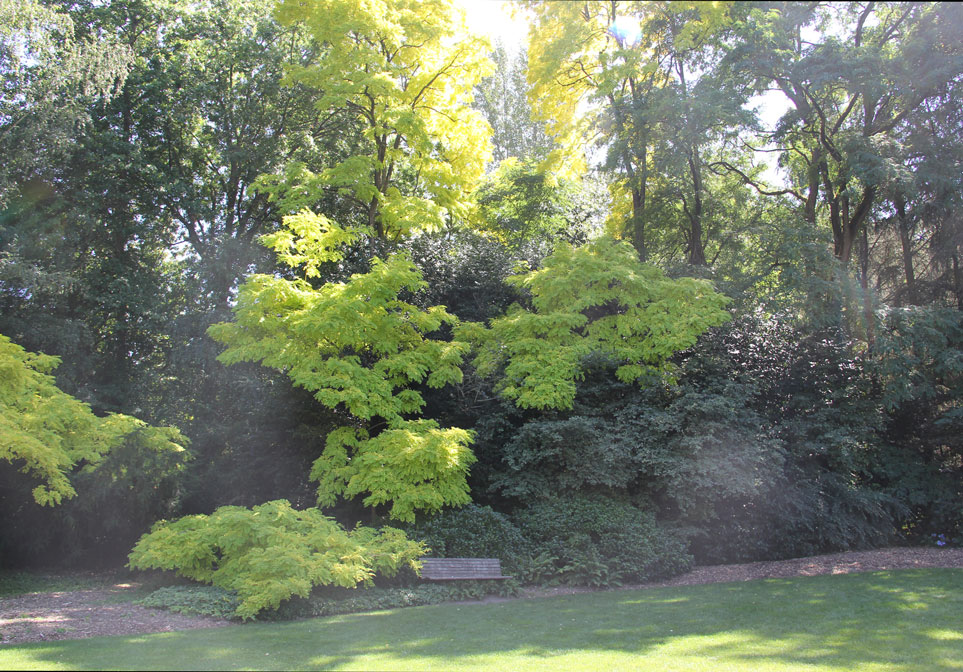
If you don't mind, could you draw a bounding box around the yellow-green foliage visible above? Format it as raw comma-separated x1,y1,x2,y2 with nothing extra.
461,237,731,410
272,0,493,235
0,334,188,506
313,422,474,522
128,500,425,619
209,214,475,522
525,0,732,181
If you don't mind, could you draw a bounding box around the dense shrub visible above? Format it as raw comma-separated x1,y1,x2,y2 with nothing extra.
512,495,691,587
128,500,425,619
871,307,963,543
674,315,904,562
406,504,530,575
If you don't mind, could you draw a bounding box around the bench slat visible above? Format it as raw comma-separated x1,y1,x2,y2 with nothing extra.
420,558,511,580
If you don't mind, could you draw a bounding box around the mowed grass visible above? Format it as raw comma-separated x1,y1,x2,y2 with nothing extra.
2,569,962,671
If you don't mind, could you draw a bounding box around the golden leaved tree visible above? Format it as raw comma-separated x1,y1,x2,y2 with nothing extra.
211,0,494,522
131,0,491,618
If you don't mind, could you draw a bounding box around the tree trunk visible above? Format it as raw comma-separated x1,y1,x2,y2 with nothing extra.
686,150,706,266
631,183,646,263
859,222,874,345
895,196,917,305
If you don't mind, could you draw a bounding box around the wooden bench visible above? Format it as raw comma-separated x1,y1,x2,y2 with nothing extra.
419,557,511,581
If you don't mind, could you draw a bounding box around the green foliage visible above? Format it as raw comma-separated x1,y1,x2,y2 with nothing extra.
474,44,553,165
512,495,692,587
729,2,963,267
405,231,522,324
273,0,493,237
209,215,475,522
870,307,963,541
474,158,607,254
0,0,131,206
670,314,901,562
313,422,474,522
137,585,240,620
127,499,425,619
406,504,529,575
462,237,730,410
486,409,643,499
271,581,518,621
210,225,465,426
0,334,188,507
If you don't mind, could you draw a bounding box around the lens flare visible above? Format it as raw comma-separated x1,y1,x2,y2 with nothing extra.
609,16,642,46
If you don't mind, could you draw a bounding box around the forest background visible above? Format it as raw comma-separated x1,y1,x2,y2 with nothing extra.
2,0,962,612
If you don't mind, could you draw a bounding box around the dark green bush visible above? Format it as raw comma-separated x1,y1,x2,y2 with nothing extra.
407,504,530,575
512,495,691,586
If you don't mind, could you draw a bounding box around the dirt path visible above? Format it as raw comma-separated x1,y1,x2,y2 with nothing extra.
0,582,229,645
3,547,962,645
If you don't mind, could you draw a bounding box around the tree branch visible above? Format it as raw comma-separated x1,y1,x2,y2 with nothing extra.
708,161,806,202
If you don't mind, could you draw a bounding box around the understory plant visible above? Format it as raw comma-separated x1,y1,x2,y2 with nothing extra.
137,580,517,621
128,499,425,619
512,494,692,587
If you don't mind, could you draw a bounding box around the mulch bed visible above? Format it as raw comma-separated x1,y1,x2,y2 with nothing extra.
3,547,962,645
0,583,229,646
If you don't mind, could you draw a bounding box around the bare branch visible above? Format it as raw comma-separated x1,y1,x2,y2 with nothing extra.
709,161,806,202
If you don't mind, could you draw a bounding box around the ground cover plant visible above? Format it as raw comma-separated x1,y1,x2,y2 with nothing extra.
2,570,961,671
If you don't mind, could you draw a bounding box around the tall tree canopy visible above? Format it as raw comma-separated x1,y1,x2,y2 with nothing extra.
270,0,493,238
524,0,736,263
725,2,963,267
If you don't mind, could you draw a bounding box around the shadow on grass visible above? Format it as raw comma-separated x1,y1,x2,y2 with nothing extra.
5,569,962,671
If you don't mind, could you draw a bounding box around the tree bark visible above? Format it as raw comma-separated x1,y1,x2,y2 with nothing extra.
895,196,917,305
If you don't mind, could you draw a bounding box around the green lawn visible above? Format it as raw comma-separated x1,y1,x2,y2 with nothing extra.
2,569,961,671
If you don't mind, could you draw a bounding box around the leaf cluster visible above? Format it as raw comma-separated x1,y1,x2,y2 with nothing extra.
275,0,494,236
209,213,476,521
462,236,731,410
0,334,187,506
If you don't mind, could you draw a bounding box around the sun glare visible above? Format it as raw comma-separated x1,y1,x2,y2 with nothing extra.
456,0,529,50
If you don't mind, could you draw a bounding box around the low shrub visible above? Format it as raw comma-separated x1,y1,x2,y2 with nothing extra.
512,494,691,586
137,585,240,620
138,581,517,621
127,499,425,619
270,580,519,620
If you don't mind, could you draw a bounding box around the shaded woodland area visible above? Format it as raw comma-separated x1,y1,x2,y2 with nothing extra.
1,0,962,615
